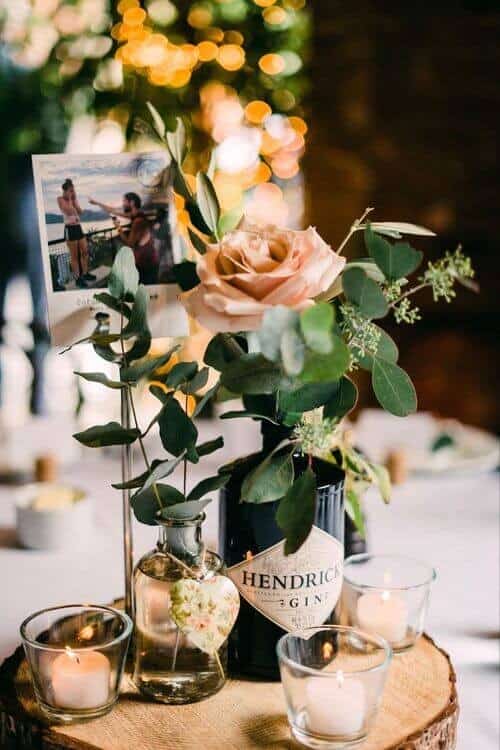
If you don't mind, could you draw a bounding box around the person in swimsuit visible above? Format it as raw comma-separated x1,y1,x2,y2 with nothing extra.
89,192,159,284
57,179,95,289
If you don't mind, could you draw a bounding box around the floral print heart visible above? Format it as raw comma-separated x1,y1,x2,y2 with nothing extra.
170,574,240,655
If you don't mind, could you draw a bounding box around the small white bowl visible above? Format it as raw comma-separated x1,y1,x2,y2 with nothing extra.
16,484,93,550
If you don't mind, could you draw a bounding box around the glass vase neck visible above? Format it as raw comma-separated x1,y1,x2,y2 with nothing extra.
157,514,205,566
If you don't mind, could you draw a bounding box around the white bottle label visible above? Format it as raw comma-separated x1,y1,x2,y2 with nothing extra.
226,526,344,632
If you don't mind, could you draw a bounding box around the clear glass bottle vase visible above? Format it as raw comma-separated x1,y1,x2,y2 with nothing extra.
133,514,226,703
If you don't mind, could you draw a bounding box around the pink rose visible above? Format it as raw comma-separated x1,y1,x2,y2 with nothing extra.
181,221,345,333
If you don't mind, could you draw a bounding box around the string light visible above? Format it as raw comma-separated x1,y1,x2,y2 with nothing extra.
197,40,218,61
217,44,245,71
259,52,285,75
244,100,271,124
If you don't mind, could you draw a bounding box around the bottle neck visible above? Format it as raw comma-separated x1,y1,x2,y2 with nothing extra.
157,516,204,566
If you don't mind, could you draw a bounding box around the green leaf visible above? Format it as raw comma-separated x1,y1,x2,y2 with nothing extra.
345,489,366,537
149,384,170,403
94,293,131,318
369,462,391,503
257,306,299,362
166,117,187,164
370,222,435,238
220,354,283,395
142,453,185,492
187,227,208,256
324,377,358,419
173,260,200,291
371,358,417,417
218,205,243,236
73,422,139,448
276,468,316,555
365,226,423,281
159,398,198,456
186,199,212,236
146,101,166,139
181,367,209,395
120,346,179,382
280,328,305,376
279,382,341,414
356,327,399,371
342,267,388,319
241,446,295,504
160,498,211,521
112,467,151,490
131,484,184,525
220,410,279,425
344,258,385,284
108,246,139,301
204,333,244,371
122,285,149,338
300,336,350,383
196,172,221,238
193,383,219,416
431,433,455,452
187,474,229,501
300,303,334,354
164,362,198,388
74,371,126,389
195,436,224,457
242,393,276,417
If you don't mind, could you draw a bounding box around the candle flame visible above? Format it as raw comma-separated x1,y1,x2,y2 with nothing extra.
245,550,253,561
78,625,94,641
322,642,333,660
382,590,391,602
64,646,80,664
336,669,344,687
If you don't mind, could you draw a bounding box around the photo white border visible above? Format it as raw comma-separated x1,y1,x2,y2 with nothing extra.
32,152,188,346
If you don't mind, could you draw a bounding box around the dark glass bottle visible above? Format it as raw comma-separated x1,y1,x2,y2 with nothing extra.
219,425,345,680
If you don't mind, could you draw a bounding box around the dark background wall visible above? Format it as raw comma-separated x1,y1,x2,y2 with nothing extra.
309,1,499,430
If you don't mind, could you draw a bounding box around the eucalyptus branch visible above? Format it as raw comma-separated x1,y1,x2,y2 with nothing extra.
336,207,374,256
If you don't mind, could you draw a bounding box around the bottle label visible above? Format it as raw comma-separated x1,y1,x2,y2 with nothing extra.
226,526,343,632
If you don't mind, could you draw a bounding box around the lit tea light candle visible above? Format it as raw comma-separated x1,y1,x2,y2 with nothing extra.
305,670,366,736
357,589,409,643
51,647,110,709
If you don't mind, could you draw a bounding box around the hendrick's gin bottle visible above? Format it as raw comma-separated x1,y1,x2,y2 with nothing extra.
219,426,345,680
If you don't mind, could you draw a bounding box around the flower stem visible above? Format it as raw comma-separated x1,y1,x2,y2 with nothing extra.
336,207,374,256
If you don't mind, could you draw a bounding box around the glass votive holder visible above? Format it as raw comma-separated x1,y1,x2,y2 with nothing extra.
20,605,132,723
277,626,392,750
342,554,437,653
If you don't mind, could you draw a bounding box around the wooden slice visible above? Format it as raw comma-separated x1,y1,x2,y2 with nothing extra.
0,634,457,750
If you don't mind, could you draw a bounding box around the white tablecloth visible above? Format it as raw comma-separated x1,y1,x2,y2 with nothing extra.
1,413,498,749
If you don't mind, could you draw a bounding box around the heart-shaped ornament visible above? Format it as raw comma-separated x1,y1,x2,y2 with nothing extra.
170,574,240,655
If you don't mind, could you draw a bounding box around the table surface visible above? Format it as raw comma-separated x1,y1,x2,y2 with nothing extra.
1,410,498,750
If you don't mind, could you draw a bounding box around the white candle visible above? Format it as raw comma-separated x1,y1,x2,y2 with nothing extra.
357,590,408,642
305,671,366,736
51,648,110,709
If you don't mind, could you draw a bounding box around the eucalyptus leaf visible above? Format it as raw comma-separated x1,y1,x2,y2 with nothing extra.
187,227,208,256
356,327,399,370
300,336,350,383
181,367,209,395
122,285,149,338
344,258,385,284
370,221,435,237
193,383,219,416
279,382,341,414
218,205,243,236
220,410,279,425
369,462,391,503
172,260,200,291
94,292,131,318
345,489,365,537
241,446,295,504
365,226,423,281
195,436,224,457
220,354,283,395
187,474,229,501
74,371,126,389
165,361,198,388
131,483,185,525
258,306,299,362
146,101,166,139
159,397,198,456
108,246,139,301
276,468,316,555
125,332,152,363
120,346,179,382
160,498,211,521
300,303,334,354
73,422,139,448
142,453,185,492
280,328,305,376
112,467,151,490
324,377,358,419
342,267,388,319
166,117,186,163
196,172,221,237
371,358,417,417
204,333,244,371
